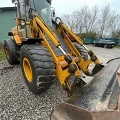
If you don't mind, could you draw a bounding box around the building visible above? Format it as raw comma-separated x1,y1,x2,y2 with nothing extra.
0,7,16,43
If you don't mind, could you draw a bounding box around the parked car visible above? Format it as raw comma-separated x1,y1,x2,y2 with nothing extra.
93,40,116,48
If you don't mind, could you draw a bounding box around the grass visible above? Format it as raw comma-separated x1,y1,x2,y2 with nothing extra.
115,45,120,49
0,50,6,61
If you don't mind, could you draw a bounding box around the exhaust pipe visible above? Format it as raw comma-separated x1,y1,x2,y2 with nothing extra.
51,59,120,120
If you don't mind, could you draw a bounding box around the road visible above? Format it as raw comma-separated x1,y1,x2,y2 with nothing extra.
87,45,120,64
0,45,120,120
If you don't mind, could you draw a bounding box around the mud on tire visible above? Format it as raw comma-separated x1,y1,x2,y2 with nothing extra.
20,44,56,94
4,39,20,65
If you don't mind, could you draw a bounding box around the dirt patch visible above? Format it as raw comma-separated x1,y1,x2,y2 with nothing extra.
0,66,14,75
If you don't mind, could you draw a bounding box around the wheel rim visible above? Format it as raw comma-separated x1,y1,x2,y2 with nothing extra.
23,58,32,82
5,47,9,59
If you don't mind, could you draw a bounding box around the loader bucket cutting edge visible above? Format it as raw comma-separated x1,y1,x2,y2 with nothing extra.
51,59,120,120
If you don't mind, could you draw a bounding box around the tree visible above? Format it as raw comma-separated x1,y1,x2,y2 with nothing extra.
98,4,111,37
112,30,120,39
78,31,97,40
109,14,120,38
61,4,120,38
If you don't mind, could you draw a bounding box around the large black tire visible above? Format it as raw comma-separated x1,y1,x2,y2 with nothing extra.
20,44,56,94
73,43,88,61
4,39,20,65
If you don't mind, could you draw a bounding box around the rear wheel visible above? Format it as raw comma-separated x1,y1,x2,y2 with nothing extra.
4,39,19,65
73,43,88,61
108,45,113,48
20,44,56,94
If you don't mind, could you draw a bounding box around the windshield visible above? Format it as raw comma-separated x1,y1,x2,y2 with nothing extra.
29,0,52,27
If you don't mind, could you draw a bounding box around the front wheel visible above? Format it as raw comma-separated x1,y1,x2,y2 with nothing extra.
20,44,56,94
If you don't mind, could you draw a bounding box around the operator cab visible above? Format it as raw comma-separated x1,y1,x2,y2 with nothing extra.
12,0,52,27
29,0,52,27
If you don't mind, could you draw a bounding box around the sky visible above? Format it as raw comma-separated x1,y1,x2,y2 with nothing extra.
52,0,120,16
0,0,120,16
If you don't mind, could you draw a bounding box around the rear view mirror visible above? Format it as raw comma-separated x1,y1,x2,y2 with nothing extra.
12,0,15,3
12,0,18,4
46,0,52,4
51,7,55,17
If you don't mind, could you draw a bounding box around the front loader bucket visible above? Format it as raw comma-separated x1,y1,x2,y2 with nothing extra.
51,59,120,120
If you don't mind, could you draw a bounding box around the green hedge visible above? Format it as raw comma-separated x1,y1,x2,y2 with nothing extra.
0,51,6,61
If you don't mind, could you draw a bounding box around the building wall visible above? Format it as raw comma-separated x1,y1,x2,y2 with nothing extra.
0,8,16,43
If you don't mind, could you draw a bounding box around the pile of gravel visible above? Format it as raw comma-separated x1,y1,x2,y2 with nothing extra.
0,60,67,120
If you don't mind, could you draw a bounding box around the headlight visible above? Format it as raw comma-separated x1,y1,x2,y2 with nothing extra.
21,20,26,26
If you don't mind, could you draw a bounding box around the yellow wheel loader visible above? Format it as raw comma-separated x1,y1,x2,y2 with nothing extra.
4,0,120,119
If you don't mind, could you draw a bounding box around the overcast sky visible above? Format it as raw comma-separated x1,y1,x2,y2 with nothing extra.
0,0,120,16
52,0,120,16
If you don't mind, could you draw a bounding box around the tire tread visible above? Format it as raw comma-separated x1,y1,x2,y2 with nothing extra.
20,44,56,94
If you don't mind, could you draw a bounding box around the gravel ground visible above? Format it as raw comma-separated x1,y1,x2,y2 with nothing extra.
0,45,120,120
86,45,120,64
0,61,67,120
